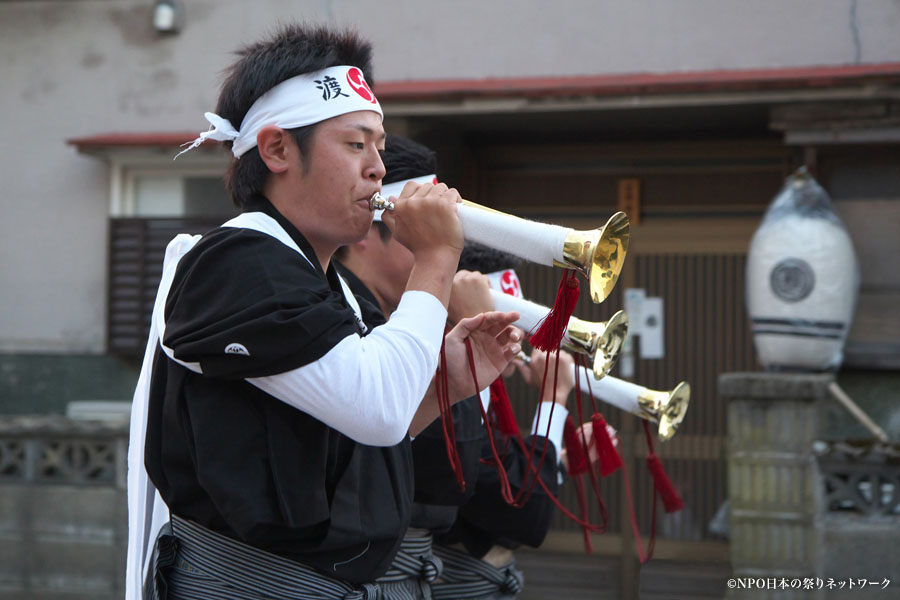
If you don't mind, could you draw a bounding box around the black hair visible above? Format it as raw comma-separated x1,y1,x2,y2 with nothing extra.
372,220,392,242
382,133,438,185
457,242,521,273
380,135,520,274
215,23,375,208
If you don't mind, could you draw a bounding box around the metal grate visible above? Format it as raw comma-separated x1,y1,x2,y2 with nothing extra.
816,440,900,516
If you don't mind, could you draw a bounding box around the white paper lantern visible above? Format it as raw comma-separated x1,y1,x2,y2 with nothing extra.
745,168,860,371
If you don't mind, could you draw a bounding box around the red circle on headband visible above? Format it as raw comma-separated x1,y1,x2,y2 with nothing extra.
346,67,377,104
499,270,521,298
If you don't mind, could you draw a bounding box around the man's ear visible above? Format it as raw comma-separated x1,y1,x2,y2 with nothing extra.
256,126,295,173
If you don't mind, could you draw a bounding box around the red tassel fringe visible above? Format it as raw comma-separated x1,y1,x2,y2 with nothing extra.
646,454,684,513
529,271,580,351
642,421,684,513
564,417,589,476
489,378,520,437
591,413,623,477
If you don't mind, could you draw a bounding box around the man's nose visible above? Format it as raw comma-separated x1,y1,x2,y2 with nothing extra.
366,149,386,181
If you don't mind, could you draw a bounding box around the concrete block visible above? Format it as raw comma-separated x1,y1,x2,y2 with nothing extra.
823,514,900,584
29,486,124,543
720,373,833,403
0,538,28,588
27,539,118,596
0,483,125,600
0,487,25,536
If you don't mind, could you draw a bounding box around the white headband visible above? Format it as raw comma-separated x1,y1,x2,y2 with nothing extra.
177,65,383,159
373,174,438,222
487,269,523,299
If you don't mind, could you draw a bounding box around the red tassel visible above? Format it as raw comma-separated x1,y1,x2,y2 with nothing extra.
564,417,589,476
489,378,520,436
529,271,580,351
591,414,623,477
646,454,684,513
640,421,683,513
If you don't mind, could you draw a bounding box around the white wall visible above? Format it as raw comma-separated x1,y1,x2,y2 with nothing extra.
1,0,899,352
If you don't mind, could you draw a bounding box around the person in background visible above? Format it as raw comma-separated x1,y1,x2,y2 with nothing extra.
432,248,573,600
336,133,572,600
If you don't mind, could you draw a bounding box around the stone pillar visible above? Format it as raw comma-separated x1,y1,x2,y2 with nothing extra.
721,372,832,600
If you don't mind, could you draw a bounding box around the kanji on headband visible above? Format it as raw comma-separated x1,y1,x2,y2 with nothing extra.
177,66,382,159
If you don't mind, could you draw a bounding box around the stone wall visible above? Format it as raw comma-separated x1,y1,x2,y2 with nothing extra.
0,416,127,599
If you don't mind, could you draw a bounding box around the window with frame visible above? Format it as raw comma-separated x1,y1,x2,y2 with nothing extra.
105,149,236,355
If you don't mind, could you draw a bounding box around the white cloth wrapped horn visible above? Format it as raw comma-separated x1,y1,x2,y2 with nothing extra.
573,364,690,442
490,289,628,379
370,193,629,304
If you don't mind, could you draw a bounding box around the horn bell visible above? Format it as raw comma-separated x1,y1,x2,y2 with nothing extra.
564,310,629,379
555,211,630,303
636,381,691,442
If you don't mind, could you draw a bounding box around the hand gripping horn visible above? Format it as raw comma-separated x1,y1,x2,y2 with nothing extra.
490,289,628,379
370,193,630,304
573,364,690,442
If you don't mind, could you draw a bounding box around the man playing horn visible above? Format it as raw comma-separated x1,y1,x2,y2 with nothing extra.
127,23,522,600
334,134,486,599
336,134,574,600
434,259,573,600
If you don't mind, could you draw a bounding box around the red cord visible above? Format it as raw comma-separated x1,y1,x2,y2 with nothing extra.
435,338,465,492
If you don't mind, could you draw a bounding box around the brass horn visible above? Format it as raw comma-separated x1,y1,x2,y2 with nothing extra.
370,193,629,304
555,213,630,304
636,381,691,441
519,352,690,441
489,290,628,379
573,363,690,441
565,312,630,381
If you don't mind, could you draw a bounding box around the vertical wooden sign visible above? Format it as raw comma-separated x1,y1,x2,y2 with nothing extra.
618,178,641,224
